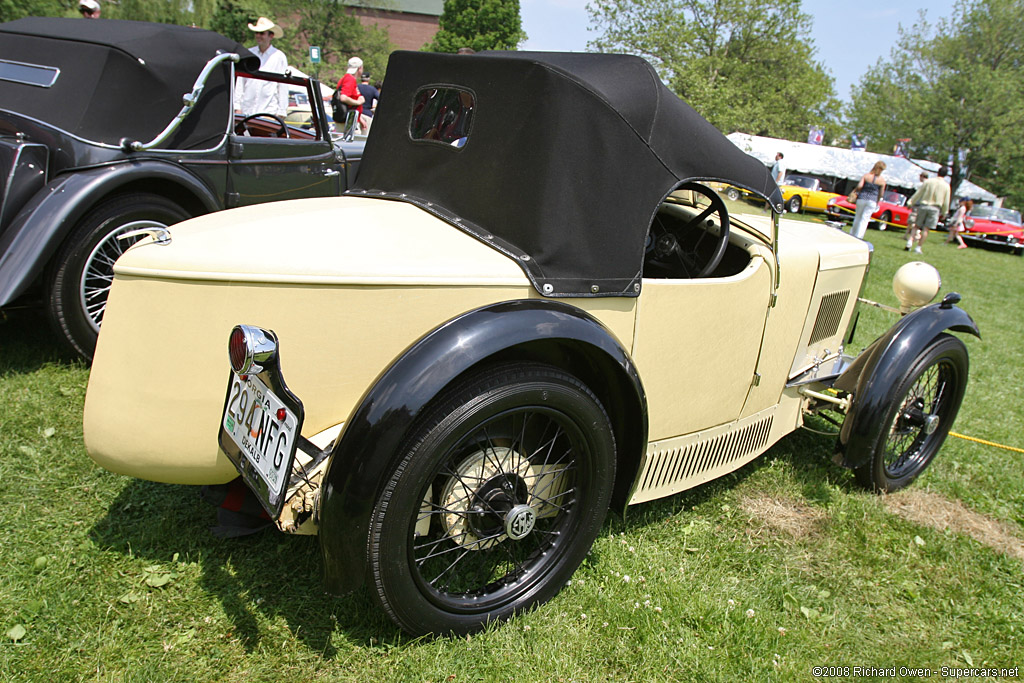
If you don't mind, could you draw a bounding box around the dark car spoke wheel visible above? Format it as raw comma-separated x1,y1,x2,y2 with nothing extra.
48,193,190,360
79,219,158,329
369,363,616,635
854,334,968,492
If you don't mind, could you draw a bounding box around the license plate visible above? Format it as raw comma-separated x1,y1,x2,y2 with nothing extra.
221,372,299,505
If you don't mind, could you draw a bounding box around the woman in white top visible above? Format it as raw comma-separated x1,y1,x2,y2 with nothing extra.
850,161,886,240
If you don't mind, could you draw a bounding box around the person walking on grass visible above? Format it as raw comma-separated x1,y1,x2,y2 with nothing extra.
945,197,972,249
850,161,886,240
906,167,952,254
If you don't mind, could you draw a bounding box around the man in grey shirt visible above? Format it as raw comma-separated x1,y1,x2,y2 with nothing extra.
771,152,786,183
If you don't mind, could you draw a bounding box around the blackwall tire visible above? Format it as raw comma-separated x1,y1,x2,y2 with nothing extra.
47,193,190,360
853,334,968,493
788,196,802,213
369,362,616,636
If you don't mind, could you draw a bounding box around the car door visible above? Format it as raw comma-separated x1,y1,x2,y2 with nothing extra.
631,253,773,441
226,133,342,207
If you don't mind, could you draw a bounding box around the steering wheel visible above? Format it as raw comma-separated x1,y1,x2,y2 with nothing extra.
644,182,731,278
234,113,290,138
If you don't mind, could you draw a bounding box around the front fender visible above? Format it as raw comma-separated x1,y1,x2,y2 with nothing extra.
317,299,647,596
0,160,220,306
832,294,979,469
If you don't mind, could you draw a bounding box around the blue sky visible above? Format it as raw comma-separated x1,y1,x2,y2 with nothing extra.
520,0,958,102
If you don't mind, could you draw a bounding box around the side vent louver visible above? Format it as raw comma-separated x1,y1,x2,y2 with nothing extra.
808,290,850,345
637,416,774,494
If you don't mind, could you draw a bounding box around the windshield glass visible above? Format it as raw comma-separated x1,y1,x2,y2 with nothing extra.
971,206,1022,224
701,181,776,244
883,191,906,206
782,175,816,190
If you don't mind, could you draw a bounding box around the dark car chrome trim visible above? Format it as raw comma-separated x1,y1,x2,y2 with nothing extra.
0,58,60,88
0,160,220,307
0,107,232,157
122,52,241,152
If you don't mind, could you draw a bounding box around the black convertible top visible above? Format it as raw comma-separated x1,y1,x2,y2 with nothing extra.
0,18,259,148
353,50,783,298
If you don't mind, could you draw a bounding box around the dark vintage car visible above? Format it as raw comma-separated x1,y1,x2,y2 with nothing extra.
0,18,362,358
84,51,977,636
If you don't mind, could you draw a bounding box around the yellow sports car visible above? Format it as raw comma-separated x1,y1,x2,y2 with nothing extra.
780,173,842,213
84,51,977,637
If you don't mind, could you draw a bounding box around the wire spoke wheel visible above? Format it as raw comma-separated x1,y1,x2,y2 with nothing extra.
413,407,581,601
48,193,189,360
882,363,944,478
79,220,164,333
855,334,968,492
369,363,615,635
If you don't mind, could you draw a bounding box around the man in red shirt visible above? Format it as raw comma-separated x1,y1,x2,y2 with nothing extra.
335,57,365,133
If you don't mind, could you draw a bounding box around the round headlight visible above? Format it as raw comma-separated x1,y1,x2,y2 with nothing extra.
892,261,941,313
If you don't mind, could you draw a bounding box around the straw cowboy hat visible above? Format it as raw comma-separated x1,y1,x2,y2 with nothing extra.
247,17,283,38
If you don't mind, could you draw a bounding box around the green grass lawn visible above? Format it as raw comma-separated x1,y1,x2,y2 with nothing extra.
2,223,1022,682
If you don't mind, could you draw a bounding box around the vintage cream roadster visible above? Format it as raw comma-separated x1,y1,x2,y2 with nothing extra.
84,51,978,636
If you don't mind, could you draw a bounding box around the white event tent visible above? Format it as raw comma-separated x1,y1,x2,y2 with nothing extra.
728,133,996,203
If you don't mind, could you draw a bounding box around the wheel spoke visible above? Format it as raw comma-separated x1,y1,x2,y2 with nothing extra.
882,361,951,478
528,488,576,515
78,219,172,335
410,406,586,598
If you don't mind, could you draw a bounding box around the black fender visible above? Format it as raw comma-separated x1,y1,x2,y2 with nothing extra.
0,160,220,306
832,294,979,469
317,299,648,595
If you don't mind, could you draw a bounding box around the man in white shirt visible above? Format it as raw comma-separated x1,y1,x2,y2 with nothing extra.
234,17,288,118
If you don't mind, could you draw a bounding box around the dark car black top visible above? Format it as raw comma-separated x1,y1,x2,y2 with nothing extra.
0,17,361,358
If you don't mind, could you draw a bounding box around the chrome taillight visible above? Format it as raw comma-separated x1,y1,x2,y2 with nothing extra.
228,325,277,374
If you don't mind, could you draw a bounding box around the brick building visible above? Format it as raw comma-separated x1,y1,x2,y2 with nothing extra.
348,0,443,51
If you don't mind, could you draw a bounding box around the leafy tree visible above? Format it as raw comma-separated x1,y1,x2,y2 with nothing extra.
586,0,840,139
272,0,393,83
0,0,64,22
106,0,217,25
427,0,527,52
846,0,1024,206
209,0,274,44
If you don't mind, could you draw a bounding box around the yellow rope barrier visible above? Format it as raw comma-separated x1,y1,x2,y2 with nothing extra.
826,203,908,231
827,202,1022,237
949,431,1024,454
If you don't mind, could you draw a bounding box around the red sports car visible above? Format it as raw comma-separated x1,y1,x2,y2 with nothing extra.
826,190,912,230
962,205,1023,255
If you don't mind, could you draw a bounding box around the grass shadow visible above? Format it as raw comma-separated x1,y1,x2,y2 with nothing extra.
0,307,80,374
88,478,412,655
84,410,874,655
